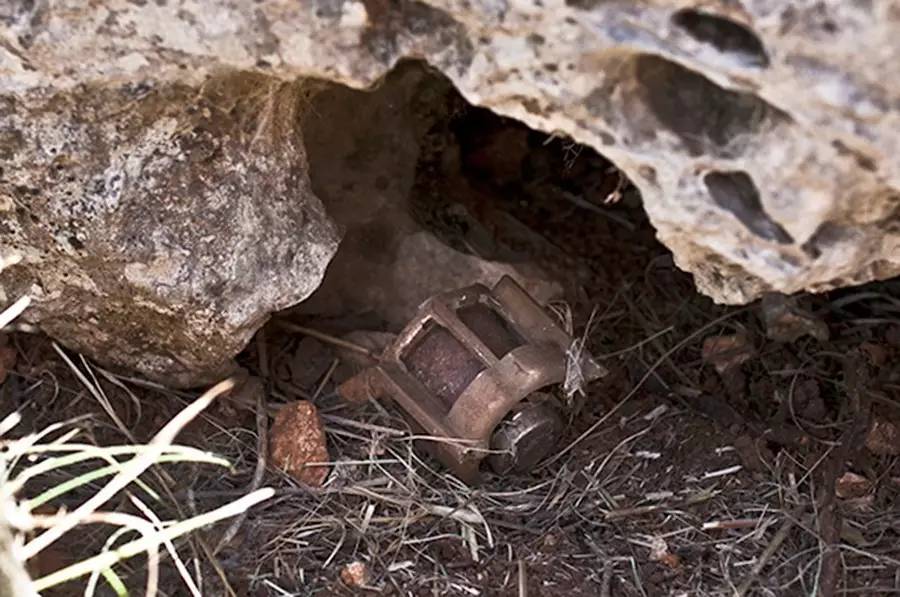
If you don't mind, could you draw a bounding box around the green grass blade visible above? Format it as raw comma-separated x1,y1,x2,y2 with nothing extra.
100,567,129,597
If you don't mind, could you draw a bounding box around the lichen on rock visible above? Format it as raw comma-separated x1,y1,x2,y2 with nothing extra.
0,73,339,386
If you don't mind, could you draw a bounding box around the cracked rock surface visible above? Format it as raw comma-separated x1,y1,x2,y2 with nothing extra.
1,0,898,382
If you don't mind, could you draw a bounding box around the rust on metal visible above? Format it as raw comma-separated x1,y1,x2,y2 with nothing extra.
401,323,485,408
337,275,606,483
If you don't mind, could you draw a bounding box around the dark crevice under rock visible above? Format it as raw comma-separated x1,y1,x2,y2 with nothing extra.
295,59,645,331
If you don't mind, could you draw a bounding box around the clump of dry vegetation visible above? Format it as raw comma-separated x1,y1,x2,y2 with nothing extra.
0,297,273,596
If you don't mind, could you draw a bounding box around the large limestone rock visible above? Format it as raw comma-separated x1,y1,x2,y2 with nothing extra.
0,73,339,386
1,1,898,381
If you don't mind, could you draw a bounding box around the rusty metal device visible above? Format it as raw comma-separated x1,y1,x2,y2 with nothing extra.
338,276,606,483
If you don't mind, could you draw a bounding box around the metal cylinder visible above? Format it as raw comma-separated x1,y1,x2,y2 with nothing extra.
488,394,563,475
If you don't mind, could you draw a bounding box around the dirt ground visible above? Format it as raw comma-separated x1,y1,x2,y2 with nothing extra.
2,81,899,596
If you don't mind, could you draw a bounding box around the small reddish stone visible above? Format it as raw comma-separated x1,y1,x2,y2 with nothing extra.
340,561,370,588
835,472,871,499
859,342,889,367
865,417,900,456
702,334,754,374
269,401,329,486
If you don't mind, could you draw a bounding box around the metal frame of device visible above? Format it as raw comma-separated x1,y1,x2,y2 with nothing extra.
338,276,605,483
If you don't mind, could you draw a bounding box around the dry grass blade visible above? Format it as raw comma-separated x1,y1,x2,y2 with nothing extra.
736,514,797,596
517,559,527,597
51,342,139,446
215,380,268,554
131,495,202,597
0,295,38,597
0,296,30,330
0,413,22,438
0,515,38,597
275,321,373,357
31,488,274,592
545,307,748,467
20,377,237,560
4,444,226,499
30,510,161,597
84,527,132,596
